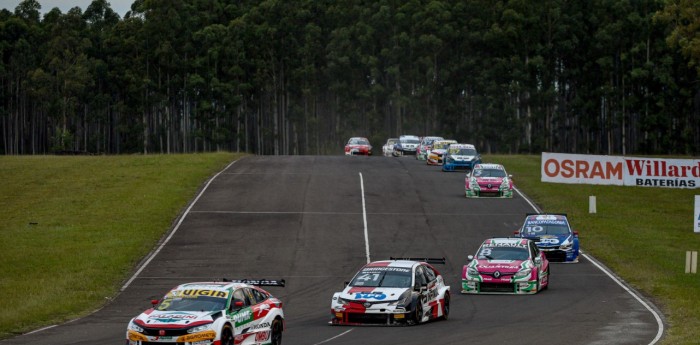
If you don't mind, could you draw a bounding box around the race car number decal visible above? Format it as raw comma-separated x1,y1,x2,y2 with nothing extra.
524,226,544,233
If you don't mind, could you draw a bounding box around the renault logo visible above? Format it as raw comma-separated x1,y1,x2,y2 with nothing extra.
493,271,501,278
363,302,371,308
487,183,493,189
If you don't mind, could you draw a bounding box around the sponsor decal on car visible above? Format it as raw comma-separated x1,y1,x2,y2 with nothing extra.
233,308,254,327
354,292,387,300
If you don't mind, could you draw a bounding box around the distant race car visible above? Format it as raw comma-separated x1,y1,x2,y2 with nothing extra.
426,139,457,165
461,238,549,294
345,137,372,156
514,213,580,263
416,136,444,160
392,135,421,156
442,143,481,171
330,258,450,326
126,279,285,345
465,163,514,198
383,138,398,156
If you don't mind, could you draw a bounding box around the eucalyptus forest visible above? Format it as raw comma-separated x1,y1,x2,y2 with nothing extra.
1,0,698,155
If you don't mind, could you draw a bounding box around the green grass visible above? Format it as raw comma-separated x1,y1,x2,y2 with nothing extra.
485,154,700,345
0,154,696,343
0,153,240,338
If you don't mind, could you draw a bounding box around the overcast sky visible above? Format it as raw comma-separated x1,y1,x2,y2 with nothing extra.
0,0,133,17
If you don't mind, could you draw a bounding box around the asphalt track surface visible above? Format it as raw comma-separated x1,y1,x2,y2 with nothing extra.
1,155,664,345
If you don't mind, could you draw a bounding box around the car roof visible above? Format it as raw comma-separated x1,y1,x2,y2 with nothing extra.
399,135,419,139
525,214,569,222
481,237,530,248
173,282,239,291
475,163,504,170
363,260,417,269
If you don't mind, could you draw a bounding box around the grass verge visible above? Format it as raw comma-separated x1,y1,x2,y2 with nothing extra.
485,154,700,345
0,153,239,339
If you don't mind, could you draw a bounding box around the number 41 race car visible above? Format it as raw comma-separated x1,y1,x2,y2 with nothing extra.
330,258,450,326
126,279,285,345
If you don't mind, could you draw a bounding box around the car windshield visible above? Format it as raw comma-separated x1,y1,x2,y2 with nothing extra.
156,290,228,312
433,142,452,149
478,246,530,261
350,267,412,288
349,138,369,145
401,138,420,144
387,139,398,145
448,147,476,155
522,220,571,236
473,168,506,178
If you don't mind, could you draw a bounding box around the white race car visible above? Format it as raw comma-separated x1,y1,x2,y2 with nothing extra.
382,138,399,156
126,279,285,345
330,258,450,326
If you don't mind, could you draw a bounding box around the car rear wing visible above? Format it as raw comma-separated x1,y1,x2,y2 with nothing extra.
389,257,446,264
223,279,286,287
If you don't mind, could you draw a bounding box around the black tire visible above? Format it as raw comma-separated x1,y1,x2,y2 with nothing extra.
441,293,450,320
412,298,423,325
220,324,234,345
270,318,283,345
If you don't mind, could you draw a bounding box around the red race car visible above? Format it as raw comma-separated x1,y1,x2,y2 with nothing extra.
345,137,372,155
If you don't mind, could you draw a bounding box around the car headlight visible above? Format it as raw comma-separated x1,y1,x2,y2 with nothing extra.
513,268,532,279
335,297,350,306
187,323,213,334
500,178,509,188
388,290,412,307
467,267,478,276
128,320,144,333
446,157,454,163
560,241,572,250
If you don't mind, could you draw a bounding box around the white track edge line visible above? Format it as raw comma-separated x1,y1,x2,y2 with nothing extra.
120,159,239,291
360,172,371,264
515,186,664,344
313,329,354,345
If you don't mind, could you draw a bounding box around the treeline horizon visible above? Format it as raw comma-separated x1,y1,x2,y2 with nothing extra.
1,0,699,155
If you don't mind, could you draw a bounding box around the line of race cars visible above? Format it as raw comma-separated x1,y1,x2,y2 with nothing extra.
125,148,582,342
329,214,580,326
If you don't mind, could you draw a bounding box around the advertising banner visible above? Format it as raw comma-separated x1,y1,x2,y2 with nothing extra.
695,196,700,233
542,152,700,189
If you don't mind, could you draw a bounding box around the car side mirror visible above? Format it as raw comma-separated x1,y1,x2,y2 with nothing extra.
344,281,349,287
573,230,579,237
467,255,474,261
534,257,542,264
151,299,159,306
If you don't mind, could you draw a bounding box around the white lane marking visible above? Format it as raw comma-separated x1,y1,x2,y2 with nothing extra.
120,160,239,291
514,186,541,213
583,253,664,344
360,172,371,264
312,329,354,345
517,187,664,345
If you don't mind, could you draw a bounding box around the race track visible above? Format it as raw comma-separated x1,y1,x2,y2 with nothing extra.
1,155,663,345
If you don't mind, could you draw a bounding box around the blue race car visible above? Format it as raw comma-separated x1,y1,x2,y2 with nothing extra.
442,143,481,171
513,213,580,263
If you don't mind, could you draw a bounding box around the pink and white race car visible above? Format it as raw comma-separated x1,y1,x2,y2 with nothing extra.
465,163,514,198
461,238,549,294
331,258,450,326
